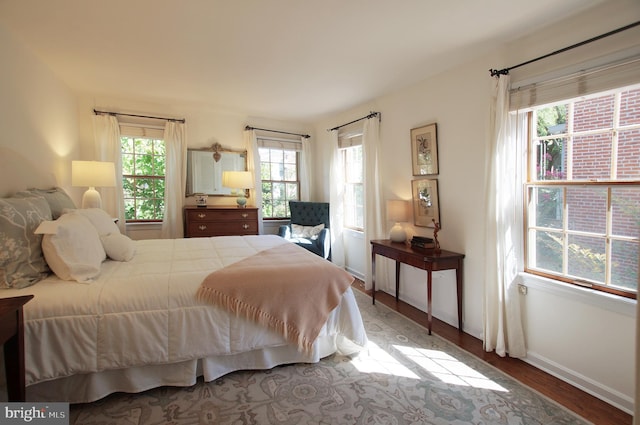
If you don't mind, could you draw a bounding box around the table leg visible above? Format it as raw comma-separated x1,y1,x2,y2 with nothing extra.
395,260,401,302
4,309,26,401
456,260,463,331
427,270,433,335
371,251,376,305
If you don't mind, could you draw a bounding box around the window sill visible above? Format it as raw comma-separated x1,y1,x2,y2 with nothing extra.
519,272,636,318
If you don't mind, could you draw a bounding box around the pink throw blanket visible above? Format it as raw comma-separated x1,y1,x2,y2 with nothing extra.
196,243,354,354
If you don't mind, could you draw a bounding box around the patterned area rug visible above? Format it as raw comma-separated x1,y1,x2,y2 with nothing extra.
70,290,591,425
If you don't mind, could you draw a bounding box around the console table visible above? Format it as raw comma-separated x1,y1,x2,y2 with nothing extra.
370,240,465,335
0,295,33,401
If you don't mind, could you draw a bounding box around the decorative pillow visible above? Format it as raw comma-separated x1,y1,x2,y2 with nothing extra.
291,223,325,240
100,233,136,262
39,213,106,283
0,197,52,289
16,187,76,219
64,208,120,235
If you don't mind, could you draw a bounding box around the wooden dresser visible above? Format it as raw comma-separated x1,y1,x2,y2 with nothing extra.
184,206,259,237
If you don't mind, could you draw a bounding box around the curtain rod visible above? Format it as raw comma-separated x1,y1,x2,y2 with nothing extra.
328,111,380,132
244,125,310,139
93,109,186,123
489,20,640,77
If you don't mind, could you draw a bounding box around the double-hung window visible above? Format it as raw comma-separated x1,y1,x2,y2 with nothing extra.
523,83,640,298
259,138,300,219
339,134,364,230
120,125,166,222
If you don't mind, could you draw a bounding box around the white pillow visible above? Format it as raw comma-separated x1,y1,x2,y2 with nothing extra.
64,208,120,235
101,233,136,262
291,223,325,240
39,213,106,283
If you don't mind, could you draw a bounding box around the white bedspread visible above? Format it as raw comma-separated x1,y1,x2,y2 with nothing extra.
0,235,367,403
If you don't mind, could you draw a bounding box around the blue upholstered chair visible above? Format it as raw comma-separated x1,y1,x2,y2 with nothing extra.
278,201,331,260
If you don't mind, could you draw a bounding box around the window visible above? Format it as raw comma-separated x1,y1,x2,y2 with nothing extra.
525,84,640,298
259,147,299,219
121,136,166,221
339,133,364,230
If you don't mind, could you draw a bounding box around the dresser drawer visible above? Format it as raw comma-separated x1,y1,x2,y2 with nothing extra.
184,207,259,237
186,209,257,223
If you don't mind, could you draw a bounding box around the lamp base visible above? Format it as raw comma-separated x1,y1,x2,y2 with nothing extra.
389,223,406,243
82,187,102,209
236,194,247,208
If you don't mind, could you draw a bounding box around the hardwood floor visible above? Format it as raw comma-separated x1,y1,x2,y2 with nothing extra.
351,279,632,425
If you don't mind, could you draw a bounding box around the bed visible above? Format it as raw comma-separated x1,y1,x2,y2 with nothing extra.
0,148,368,404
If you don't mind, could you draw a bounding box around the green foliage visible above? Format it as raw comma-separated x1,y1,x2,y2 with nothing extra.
121,137,166,221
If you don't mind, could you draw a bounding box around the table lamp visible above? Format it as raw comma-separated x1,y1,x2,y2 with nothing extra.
387,199,409,243
222,171,254,208
72,160,116,209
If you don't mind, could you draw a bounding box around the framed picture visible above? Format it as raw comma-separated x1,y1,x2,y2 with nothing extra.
412,178,440,228
411,123,438,176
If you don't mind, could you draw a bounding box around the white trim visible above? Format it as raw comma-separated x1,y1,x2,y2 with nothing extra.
524,350,634,414
519,272,636,318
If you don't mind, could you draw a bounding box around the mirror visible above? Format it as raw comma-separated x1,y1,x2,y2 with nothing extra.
186,143,248,196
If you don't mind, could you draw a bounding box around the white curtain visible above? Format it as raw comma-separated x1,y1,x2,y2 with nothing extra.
483,74,527,358
93,114,125,233
161,121,187,239
328,129,345,267
244,129,264,234
299,136,312,201
362,117,386,290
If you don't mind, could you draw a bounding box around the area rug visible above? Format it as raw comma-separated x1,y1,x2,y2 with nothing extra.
69,290,591,425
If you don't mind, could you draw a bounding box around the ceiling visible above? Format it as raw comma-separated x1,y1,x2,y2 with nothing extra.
0,0,606,122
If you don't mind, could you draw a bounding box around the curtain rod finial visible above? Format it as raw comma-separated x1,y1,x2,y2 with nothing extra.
489,68,509,77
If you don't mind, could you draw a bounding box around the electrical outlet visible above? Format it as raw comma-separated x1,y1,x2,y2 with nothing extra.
518,284,528,295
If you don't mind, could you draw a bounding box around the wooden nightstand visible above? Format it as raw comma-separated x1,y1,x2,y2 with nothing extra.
0,295,33,401
184,206,259,237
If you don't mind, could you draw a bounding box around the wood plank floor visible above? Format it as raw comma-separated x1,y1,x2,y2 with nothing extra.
351,279,632,425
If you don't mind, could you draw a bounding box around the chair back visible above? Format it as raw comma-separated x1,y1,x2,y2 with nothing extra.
289,201,330,228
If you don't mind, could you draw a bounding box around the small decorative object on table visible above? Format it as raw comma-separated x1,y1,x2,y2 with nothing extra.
194,193,208,207
432,219,441,253
411,236,435,250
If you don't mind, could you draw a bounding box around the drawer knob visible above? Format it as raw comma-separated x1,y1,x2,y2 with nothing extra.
241,213,248,218
242,224,249,229
198,225,207,231
198,213,206,218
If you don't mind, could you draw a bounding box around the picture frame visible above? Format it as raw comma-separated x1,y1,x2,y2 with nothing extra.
412,178,440,228
411,123,438,176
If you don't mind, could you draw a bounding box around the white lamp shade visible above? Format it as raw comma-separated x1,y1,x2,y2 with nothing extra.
72,161,116,188
387,200,408,222
222,171,254,189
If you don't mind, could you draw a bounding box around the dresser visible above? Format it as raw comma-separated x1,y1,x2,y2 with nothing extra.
184,206,259,237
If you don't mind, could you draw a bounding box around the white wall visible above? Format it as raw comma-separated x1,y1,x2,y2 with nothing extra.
313,1,639,414
0,25,80,197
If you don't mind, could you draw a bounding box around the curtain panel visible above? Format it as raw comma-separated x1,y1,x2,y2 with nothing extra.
245,130,264,235
483,74,527,358
161,121,186,239
93,114,126,233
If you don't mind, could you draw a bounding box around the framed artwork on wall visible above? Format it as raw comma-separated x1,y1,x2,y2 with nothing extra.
412,178,440,228
411,123,438,176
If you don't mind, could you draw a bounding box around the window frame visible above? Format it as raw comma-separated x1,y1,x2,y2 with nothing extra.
120,134,166,223
523,86,640,299
259,146,300,220
340,140,364,232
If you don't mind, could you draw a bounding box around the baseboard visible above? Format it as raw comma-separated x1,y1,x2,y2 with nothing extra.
524,350,634,414
346,267,364,281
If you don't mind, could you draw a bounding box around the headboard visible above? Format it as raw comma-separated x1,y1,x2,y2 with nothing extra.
0,147,57,197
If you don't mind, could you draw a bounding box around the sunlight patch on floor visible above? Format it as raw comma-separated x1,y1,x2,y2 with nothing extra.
393,345,508,392
351,341,420,379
